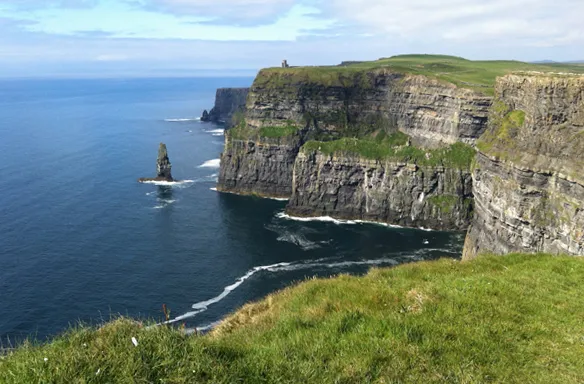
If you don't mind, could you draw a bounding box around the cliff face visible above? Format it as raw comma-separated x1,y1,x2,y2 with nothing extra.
463,74,584,259
202,88,249,126
217,68,490,200
247,68,491,147
287,150,473,230
217,133,303,198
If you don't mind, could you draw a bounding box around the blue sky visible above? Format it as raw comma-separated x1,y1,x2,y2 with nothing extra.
0,0,582,77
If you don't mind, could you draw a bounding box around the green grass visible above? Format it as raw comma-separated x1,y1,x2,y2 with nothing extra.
228,121,302,140
259,124,301,138
302,133,476,169
426,195,470,214
257,54,584,95
2,254,584,383
476,100,526,157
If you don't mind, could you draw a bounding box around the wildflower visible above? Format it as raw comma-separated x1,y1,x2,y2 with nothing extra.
43,357,48,362
96,368,101,376
131,337,139,347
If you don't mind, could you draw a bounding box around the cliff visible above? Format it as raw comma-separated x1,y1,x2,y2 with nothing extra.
463,73,584,258
217,66,490,202
201,88,249,126
217,132,303,198
287,149,473,230
247,68,491,147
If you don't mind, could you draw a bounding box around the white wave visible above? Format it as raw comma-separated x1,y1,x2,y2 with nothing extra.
267,197,290,201
140,179,195,187
276,212,402,228
153,199,177,209
210,187,218,191
277,232,321,250
198,159,221,168
165,256,407,324
205,129,225,134
164,118,200,122
192,262,292,311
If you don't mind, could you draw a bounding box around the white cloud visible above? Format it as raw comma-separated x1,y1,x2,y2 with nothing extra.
328,0,584,46
95,54,129,61
144,0,297,23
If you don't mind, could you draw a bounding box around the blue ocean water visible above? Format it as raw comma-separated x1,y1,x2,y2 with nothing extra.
0,77,464,342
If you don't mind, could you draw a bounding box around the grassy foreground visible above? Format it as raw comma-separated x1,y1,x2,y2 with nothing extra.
1,254,584,383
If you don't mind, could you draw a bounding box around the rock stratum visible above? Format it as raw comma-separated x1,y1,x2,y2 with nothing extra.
218,67,488,230
217,61,584,251
201,88,249,127
463,73,584,258
287,150,473,230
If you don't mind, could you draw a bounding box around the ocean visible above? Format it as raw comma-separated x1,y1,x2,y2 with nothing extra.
0,77,464,342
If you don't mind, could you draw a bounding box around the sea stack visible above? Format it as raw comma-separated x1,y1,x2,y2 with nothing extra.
138,143,174,182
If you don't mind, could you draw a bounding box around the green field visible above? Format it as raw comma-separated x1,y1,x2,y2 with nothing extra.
257,54,584,95
2,254,583,383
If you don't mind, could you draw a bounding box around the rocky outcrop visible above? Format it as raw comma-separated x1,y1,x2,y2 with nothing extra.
287,150,473,230
201,88,249,127
217,133,303,198
247,68,491,147
139,143,173,182
463,74,584,259
217,68,490,199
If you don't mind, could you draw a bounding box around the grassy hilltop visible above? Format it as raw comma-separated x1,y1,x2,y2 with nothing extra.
1,254,584,383
256,54,584,95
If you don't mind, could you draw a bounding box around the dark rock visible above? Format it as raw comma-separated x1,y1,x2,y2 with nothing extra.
138,143,174,183
201,88,249,127
286,151,473,231
201,109,210,122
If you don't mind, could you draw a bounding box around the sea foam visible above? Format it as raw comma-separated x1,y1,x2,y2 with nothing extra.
198,159,221,168
164,118,200,122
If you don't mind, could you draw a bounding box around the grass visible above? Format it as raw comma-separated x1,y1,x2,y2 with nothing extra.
1,254,584,383
426,195,470,214
228,121,302,140
256,54,584,95
301,133,477,169
476,100,526,158
259,124,301,138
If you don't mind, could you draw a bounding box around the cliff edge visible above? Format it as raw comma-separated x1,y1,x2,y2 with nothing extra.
463,73,584,258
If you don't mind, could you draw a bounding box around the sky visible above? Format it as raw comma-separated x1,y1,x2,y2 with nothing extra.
0,0,582,77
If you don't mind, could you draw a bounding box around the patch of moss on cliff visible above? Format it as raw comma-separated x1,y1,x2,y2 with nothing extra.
302,134,476,170
228,120,302,141
427,195,467,214
476,100,525,159
259,124,301,138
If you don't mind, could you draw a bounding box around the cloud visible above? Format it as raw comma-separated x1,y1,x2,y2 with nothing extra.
328,0,584,46
141,0,297,24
